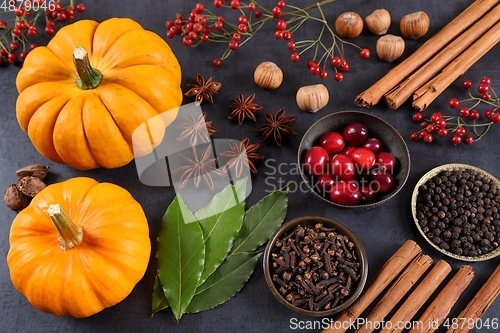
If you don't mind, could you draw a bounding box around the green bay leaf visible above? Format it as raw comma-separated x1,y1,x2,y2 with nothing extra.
230,185,289,255
151,275,169,316
195,178,247,285
186,251,262,313
157,195,205,321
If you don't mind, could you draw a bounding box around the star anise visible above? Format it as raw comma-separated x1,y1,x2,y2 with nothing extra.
177,112,218,146
219,138,265,177
228,93,263,125
173,145,222,191
185,73,222,105
255,108,298,146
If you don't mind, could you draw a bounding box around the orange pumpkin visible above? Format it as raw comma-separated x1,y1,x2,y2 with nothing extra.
7,177,151,318
15,18,182,170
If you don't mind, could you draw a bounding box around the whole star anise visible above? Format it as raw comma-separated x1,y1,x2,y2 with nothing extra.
255,108,298,146
177,112,218,146
228,93,263,125
219,138,265,177
185,73,222,105
173,145,222,191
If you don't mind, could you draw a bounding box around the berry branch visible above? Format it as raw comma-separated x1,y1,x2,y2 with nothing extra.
166,0,369,80
0,0,86,66
410,76,500,145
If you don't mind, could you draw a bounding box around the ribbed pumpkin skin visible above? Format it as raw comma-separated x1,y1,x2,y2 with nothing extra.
15,18,182,170
7,177,151,318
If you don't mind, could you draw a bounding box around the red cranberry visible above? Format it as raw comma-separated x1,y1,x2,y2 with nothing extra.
329,181,361,206
314,174,336,194
360,182,378,203
350,148,376,171
375,152,396,174
319,131,345,154
343,122,368,146
330,154,355,180
370,170,396,193
302,146,329,176
362,138,383,154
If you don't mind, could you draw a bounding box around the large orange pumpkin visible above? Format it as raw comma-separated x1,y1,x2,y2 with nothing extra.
16,18,182,170
7,177,151,318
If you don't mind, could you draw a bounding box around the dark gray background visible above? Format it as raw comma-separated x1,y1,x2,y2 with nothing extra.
1,0,499,332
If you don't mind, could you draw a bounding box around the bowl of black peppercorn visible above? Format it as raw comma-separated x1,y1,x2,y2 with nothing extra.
263,216,368,317
412,163,500,262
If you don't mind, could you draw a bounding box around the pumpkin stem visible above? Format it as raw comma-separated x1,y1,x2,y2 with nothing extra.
73,46,102,90
47,204,84,250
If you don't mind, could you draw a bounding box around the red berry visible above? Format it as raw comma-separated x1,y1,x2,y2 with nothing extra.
319,132,345,154
309,65,320,76
274,30,283,39
290,52,300,62
330,154,355,180
362,138,383,154
410,132,420,141
435,118,447,128
437,127,448,137
492,112,500,123
463,134,474,145
283,31,292,40
287,41,296,51
412,112,423,122
30,43,38,50
359,48,370,59
469,110,480,120
302,146,329,176
238,15,248,25
477,84,489,94
422,132,433,143
451,134,461,145
254,10,262,18
338,59,349,72
276,0,286,8
44,26,55,35
276,19,286,31
375,152,396,174
228,40,239,50
370,170,395,194
212,58,221,67
331,56,341,67
8,53,17,64
75,3,86,12
430,112,443,123
230,0,240,9
14,7,25,17
28,26,37,36
350,148,376,171
456,126,466,136
425,123,435,133
57,11,67,20
462,79,473,90
247,3,256,11
334,72,343,82
232,33,241,41
0,20,7,27
319,71,328,80
272,6,282,18
9,42,18,51
194,3,205,13
343,122,368,146
484,109,494,119
480,76,491,86
214,0,223,8
306,60,316,69
314,174,336,194
448,98,460,109
329,181,361,206
238,24,247,32
459,107,470,117
19,51,28,60
481,93,491,101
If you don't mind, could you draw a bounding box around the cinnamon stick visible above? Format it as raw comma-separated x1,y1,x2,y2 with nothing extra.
321,240,422,333
379,260,452,333
384,5,500,110
355,254,434,333
354,0,500,108
412,21,500,111
446,264,500,333
409,265,475,333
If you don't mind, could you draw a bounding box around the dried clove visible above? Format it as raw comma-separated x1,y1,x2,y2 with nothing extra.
269,222,361,312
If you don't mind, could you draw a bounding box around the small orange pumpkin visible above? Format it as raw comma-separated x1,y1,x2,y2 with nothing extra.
16,17,183,170
7,177,151,318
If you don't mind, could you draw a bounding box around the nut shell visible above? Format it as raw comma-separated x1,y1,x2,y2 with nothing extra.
335,12,363,39
16,164,50,180
400,11,430,39
296,84,329,113
376,34,405,63
4,184,29,211
254,61,283,89
17,176,47,197
365,9,391,35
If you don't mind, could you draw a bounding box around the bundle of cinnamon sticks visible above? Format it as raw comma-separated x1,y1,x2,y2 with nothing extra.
355,0,500,111
321,240,500,333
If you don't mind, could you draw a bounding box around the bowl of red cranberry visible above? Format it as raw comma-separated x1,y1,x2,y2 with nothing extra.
298,110,410,208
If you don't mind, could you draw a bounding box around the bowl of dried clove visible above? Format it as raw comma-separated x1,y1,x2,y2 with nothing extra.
263,216,368,317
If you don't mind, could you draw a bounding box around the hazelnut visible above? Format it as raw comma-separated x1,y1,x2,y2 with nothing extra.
254,61,283,89
335,12,363,39
400,11,430,39
4,184,29,211
296,84,329,113
376,34,405,63
365,9,391,35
